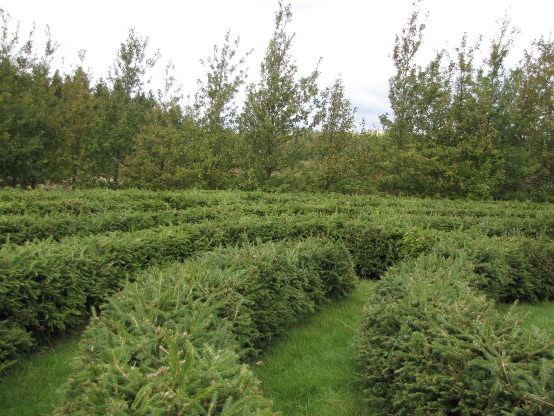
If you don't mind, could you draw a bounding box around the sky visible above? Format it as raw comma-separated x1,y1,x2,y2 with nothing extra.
2,0,554,128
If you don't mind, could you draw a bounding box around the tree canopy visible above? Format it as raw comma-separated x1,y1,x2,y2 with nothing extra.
0,3,552,201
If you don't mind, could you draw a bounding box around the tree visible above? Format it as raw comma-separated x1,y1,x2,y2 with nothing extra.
377,2,433,196
311,77,357,191
191,31,252,188
239,2,320,184
379,1,426,149
0,9,60,187
122,61,190,188
517,36,554,200
87,28,159,184
51,58,94,185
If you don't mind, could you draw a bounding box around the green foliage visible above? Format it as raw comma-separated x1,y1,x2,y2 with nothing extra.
0,3,553,199
517,36,554,201
356,254,554,415
0,321,33,372
434,233,554,302
0,9,61,188
309,77,357,192
0,223,209,364
55,267,274,415
239,2,320,184
51,65,95,185
342,223,436,280
1,188,552,373
56,237,355,414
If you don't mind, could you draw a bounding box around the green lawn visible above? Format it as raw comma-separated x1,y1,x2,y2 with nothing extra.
0,334,81,416
499,300,554,349
254,280,377,416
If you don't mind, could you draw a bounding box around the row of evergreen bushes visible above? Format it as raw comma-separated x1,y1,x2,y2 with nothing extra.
3,200,552,248
0,212,433,370
1,188,550,218
435,233,554,303
355,253,554,415
0,210,186,245
2,207,553,370
0,223,210,370
55,237,356,415
3,189,552,250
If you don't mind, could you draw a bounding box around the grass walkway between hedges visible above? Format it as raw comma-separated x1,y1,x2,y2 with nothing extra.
0,333,81,416
254,279,378,416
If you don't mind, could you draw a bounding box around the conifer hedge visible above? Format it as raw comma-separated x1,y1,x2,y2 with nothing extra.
356,254,554,415
1,188,553,381
56,237,356,415
434,233,554,302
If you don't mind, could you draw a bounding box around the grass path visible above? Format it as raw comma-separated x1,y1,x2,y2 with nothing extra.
0,333,81,416
254,279,377,416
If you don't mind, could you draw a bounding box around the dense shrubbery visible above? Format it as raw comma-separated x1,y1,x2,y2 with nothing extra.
1,189,553,372
2,2,554,201
0,223,209,365
355,254,554,415
0,210,350,367
342,223,437,279
55,237,355,415
1,188,553,414
434,233,554,302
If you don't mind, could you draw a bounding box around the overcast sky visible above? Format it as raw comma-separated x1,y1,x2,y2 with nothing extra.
2,0,554,127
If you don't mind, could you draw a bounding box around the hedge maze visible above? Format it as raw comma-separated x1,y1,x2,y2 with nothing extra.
0,189,553,414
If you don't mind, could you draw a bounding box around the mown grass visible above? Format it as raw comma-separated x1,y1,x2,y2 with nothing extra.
500,301,554,350
518,301,554,334
0,333,81,416
254,279,377,416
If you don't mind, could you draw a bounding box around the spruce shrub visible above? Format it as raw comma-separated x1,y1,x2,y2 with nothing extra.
434,233,554,302
342,222,436,279
355,254,554,415
56,237,355,414
55,267,275,415
196,237,357,357
0,223,211,365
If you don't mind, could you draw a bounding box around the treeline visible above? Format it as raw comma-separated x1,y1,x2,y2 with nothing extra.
0,3,552,201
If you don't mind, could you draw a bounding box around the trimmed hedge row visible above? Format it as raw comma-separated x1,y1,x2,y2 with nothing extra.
0,223,211,366
55,237,356,415
434,232,554,302
365,210,554,239
2,189,551,238
356,254,554,415
1,210,180,245
0,213,349,367
5,206,550,369
0,207,226,245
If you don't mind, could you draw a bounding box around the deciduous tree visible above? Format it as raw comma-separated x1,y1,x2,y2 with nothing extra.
239,2,320,184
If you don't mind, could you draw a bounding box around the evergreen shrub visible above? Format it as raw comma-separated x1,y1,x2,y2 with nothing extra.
356,254,554,415
434,233,554,302
342,222,436,279
55,267,275,415
195,237,356,357
0,223,211,365
56,237,355,414
0,208,430,367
